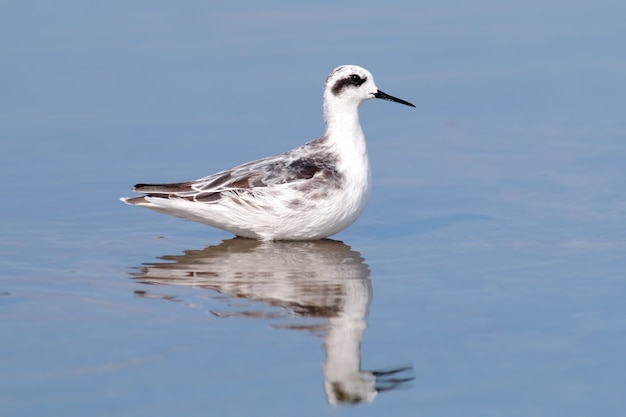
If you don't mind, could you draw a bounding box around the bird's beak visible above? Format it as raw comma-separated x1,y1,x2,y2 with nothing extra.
373,90,415,107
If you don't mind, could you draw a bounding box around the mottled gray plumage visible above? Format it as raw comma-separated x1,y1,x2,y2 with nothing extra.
127,136,339,205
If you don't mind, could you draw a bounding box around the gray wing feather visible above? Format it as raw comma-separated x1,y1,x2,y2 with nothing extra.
132,137,339,203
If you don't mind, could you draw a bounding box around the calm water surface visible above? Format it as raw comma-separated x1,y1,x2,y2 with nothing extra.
2,1,626,416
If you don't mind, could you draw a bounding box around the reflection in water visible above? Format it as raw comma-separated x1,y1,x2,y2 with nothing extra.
131,238,413,405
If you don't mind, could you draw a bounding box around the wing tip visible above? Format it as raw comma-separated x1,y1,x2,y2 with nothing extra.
132,182,193,193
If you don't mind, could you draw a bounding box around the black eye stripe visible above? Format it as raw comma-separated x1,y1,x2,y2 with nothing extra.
331,74,367,96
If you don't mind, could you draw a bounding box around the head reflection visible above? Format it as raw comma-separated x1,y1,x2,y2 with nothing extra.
131,238,413,404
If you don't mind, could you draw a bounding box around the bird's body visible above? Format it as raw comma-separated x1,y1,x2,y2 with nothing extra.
121,65,414,240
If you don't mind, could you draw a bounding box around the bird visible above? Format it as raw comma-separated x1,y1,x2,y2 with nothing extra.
121,65,415,240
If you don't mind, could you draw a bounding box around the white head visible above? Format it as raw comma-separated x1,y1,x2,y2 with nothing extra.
323,65,415,109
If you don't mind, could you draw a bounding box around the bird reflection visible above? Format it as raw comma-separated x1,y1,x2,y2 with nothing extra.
130,238,414,404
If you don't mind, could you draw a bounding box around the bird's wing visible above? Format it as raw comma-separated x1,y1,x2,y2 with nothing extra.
132,140,340,203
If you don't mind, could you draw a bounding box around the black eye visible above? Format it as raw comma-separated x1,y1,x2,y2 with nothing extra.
349,74,361,84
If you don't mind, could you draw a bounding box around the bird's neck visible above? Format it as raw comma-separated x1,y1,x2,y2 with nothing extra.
323,99,366,158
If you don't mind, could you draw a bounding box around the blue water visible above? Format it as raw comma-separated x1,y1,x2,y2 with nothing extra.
2,1,626,416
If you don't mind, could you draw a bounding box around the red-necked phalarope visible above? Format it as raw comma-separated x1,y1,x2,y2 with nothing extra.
121,65,415,240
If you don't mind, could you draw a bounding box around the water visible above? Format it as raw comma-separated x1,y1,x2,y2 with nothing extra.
2,1,626,416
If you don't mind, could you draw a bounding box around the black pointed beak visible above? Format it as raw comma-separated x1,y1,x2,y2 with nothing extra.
373,90,415,107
